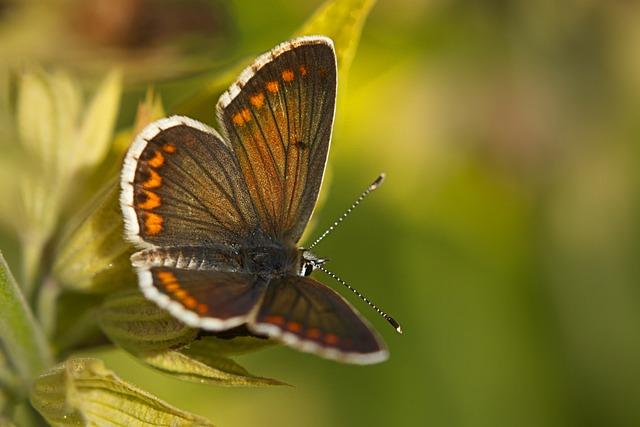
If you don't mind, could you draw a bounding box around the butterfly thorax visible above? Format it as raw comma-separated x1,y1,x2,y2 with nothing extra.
239,243,301,278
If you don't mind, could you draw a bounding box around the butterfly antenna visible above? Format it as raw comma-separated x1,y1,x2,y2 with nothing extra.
318,265,403,334
308,173,386,250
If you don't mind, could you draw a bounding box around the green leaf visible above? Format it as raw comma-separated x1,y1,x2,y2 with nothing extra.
0,251,51,388
76,70,122,170
52,179,135,293
185,334,276,357
30,358,214,426
14,71,61,291
295,0,377,76
143,338,286,387
16,70,55,167
99,289,198,354
49,71,82,170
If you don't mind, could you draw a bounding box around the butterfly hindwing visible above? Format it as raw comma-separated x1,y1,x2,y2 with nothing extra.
121,116,261,248
136,264,268,330
250,276,388,364
217,37,337,243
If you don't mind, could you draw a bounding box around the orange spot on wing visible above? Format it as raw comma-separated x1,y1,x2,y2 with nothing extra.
266,80,279,93
264,315,285,326
282,69,294,82
162,143,176,153
138,190,161,210
144,212,163,235
147,151,165,168
184,297,197,309
142,169,162,189
324,333,339,345
165,283,179,291
306,328,321,339
197,304,208,314
241,108,252,122
299,65,308,76
250,92,265,108
157,271,176,283
287,321,302,332
175,290,187,299
232,112,245,126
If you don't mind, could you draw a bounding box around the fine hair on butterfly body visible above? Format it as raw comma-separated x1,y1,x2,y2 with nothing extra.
120,36,398,364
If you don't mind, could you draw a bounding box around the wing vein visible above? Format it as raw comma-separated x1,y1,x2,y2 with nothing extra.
161,159,236,232
179,139,244,222
248,103,284,229
229,124,276,235
199,137,253,227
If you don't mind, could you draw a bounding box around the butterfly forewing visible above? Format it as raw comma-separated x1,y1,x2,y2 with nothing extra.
250,276,388,364
217,37,337,243
121,117,261,248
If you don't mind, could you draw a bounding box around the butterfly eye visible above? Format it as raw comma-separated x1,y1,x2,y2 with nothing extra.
302,263,314,276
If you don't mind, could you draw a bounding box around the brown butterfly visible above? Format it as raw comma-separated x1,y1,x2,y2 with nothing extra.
120,36,399,364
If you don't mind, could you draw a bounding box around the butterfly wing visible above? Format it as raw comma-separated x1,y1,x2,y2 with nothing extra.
217,36,337,243
249,276,388,364
134,262,268,330
121,116,261,248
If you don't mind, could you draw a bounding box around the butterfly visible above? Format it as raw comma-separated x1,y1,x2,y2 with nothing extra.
120,36,395,364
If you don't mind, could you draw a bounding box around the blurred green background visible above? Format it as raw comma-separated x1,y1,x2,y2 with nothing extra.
2,0,640,426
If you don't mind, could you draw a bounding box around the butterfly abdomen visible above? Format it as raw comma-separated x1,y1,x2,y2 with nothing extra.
130,246,243,272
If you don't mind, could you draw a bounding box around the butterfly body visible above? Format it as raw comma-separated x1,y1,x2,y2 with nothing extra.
120,36,389,364
131,241,309,279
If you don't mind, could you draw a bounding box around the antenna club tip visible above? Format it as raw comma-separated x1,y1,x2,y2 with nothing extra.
370,173,386,190
387,316,402,334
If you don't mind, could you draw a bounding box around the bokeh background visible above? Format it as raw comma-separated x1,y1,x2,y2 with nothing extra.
2,0,640,426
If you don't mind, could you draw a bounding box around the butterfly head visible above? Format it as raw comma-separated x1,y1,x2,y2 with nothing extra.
299,250,327,277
